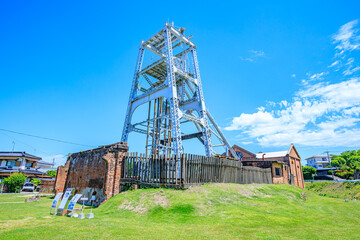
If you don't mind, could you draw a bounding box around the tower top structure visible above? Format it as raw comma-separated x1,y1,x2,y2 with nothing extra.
121,22,238,158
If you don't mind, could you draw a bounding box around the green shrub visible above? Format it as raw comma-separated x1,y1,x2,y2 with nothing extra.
302,166,317,180
303,172,313,180
46,170,57,177
30,178,41,187
3,173,26,193
335,169,355,179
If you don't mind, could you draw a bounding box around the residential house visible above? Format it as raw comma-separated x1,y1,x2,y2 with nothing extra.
36,160,55,173
306,154,333,170
0,152,47,181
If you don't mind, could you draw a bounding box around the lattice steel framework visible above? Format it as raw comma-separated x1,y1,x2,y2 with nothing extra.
121,22,238,158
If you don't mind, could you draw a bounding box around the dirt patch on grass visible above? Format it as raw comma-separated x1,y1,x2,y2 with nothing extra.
150,189,169,208
186,186,211,194
118,189,170,214
0,217,35,232
118,200,147,214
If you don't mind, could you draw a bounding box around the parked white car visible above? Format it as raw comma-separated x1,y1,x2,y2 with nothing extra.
22,183,35,192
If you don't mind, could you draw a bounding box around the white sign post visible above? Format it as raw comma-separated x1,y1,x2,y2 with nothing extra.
78,197,88,219
57,188,74,215
50,192,63,215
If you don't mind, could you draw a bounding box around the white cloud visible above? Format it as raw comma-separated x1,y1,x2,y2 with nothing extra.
331,20,360,77
344,106,360,116
309,72,327,81
343,66,360,76
280,100,288,107
226,77,360,147
226,20,360,148
291,74,296,78
329,60,339,68
239,57,254,62
301,72,328,85
240,50,265,62
266,101,276,107
249,50,265,57
332,20,360,52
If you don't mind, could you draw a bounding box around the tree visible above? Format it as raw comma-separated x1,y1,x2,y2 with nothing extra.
30,178,41,187
332,150,360,170
303,166,317,180
331,150,360,179
46,170,57,177
3,173,26,193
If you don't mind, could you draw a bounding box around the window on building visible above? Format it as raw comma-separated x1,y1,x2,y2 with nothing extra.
25,162,32,167
6,161,16,167
275,167,281,177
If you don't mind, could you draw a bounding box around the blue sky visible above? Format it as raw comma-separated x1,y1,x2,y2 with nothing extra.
1,1,360,166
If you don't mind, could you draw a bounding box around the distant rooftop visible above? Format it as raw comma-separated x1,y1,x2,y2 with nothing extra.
305,155,332,160
0,152,42,160
37,160,53,166
256,151,288,159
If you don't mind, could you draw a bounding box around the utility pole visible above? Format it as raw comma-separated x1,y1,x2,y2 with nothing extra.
325,151,335,180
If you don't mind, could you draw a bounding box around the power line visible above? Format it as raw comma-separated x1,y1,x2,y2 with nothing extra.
0,128,96,148
0,130,50,155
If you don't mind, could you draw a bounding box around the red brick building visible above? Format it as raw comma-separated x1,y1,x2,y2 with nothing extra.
231,145,257,160
232,144,304,188
54,142,128,205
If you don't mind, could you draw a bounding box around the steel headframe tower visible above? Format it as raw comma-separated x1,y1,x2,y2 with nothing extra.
121,22,238,158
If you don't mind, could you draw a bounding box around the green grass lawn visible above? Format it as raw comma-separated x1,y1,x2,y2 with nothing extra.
305,181,360,199
1,183,359,239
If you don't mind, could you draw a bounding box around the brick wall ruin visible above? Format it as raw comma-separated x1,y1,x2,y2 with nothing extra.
54,142,128,205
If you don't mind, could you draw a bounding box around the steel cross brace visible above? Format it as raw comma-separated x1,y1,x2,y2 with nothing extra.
120,22,238,159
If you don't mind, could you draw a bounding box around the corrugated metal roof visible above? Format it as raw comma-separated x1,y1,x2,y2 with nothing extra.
0,152,41,160
256,151,288,159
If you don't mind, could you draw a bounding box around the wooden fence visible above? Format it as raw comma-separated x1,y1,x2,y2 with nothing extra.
121,153,271,188
242,166,272,184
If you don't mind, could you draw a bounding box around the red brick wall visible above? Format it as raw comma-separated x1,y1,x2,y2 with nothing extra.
102,151,127,198
54,142,128,204
54,160,70,194
288,146,304,188
287,157,304,188
40,179,55,193
272,162,289,184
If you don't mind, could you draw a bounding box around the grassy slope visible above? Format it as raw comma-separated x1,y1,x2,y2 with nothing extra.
0,184,359,239
305,181,360,199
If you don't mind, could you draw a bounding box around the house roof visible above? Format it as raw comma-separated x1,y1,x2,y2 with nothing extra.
36,160,53,166
242,159,285,164
255,144,301,160
232,145,256,157
256,151,288,159
0,152,41,160
305,155,332,160
0,168,46,175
